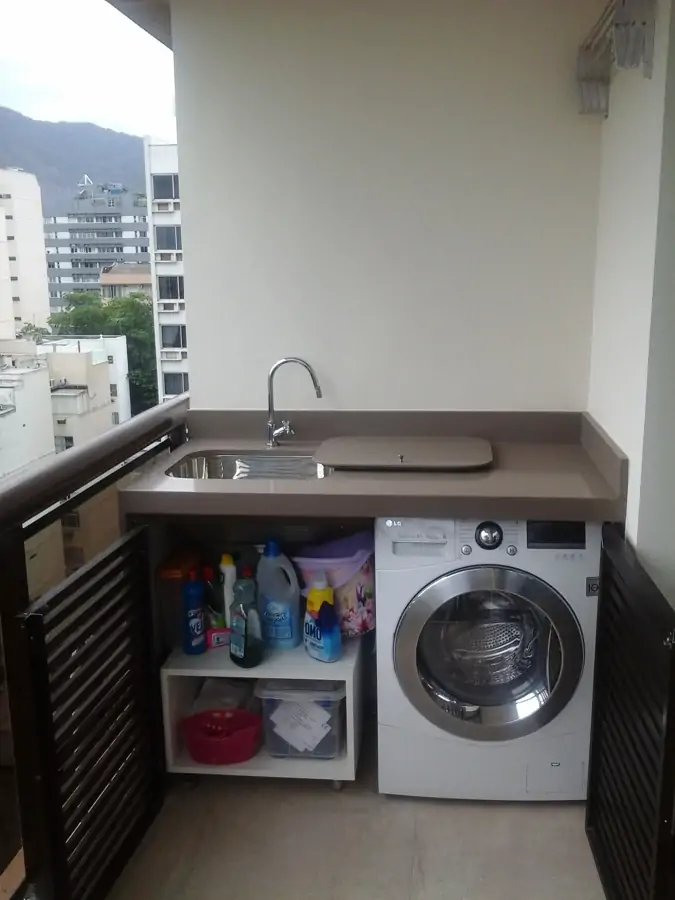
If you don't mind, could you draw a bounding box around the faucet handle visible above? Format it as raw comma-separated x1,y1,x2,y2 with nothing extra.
281,420,295,436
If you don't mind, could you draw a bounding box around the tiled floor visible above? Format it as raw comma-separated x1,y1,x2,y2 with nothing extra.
110,763,604,900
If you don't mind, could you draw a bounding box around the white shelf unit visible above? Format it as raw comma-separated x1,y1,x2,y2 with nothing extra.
161,639,365,782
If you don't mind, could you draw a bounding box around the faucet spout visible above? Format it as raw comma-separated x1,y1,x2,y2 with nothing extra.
267,357,323,448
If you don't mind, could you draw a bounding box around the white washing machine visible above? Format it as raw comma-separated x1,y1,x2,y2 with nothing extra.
376,518,601,801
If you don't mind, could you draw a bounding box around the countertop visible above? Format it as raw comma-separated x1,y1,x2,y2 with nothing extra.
119,432,624,521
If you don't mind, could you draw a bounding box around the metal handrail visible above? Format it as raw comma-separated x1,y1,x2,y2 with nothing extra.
0,393,189,532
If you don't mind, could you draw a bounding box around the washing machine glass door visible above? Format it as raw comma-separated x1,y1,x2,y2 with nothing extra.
393,566,585,741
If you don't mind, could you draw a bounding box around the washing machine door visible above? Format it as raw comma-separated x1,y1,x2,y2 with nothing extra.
393,565,584,741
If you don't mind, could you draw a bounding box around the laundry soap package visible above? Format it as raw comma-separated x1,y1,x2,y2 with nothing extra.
293,531,375,637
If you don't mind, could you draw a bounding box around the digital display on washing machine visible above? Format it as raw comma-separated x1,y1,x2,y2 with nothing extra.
526,521,586,550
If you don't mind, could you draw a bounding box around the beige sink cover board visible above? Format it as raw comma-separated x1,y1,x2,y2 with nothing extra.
315,436,493,471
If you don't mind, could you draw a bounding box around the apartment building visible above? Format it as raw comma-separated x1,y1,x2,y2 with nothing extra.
40,343,128,572
0,168,51,330
0,347,66,600
44,177,149,308
99,262,152,299
0,215,13,340
144,140,189,401
39,335,131,424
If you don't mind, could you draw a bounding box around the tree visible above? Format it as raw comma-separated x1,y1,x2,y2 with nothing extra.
16,323,50,342
49,291,158,415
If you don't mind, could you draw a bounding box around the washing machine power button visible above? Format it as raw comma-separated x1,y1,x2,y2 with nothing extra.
475,522,504,550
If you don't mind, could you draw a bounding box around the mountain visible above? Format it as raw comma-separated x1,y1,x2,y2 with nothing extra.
0,107,145,215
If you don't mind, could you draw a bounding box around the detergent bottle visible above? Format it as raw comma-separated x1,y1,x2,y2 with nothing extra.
304,572,342,663
257,540,301,649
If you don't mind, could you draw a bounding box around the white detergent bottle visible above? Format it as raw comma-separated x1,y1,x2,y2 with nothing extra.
257,540,301,650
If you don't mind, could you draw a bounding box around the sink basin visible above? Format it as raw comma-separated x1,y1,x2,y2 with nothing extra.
166,451,329,480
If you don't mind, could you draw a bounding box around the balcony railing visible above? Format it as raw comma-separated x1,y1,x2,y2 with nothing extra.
0,394,188,900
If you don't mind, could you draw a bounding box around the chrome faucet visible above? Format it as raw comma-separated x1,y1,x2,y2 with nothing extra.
267,357,323,447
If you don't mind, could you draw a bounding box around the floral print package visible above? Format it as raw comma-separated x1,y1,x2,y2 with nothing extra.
293,531,375,637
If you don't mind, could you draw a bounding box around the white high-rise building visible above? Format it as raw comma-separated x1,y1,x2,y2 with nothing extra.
0,168,50,330
0,216,15,340
144,139,189,401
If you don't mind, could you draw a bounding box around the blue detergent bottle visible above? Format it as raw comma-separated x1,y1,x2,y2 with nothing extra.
257,540,301,649
182,568,206,655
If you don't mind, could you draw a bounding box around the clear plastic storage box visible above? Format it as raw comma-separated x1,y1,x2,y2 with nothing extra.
254,679,346,759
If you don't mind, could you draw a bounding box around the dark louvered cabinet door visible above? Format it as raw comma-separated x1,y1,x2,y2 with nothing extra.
586,525,675,900
21,527,164,900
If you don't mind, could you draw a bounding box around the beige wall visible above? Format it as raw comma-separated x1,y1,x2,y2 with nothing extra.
63,487,121,574
172,0,603,411
25,522,66,601
588,0,672,540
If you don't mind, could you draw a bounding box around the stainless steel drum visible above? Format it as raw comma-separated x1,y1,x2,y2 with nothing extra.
394,567,585,741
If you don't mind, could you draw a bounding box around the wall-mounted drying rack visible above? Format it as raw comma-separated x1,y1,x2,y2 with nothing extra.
577,0,656,116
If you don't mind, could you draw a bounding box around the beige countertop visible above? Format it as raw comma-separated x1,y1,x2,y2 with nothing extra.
119,433,623,521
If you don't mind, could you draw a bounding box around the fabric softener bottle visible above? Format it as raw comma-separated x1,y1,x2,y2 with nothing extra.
182,569,206,655
304,572,342,663
257,540,301,649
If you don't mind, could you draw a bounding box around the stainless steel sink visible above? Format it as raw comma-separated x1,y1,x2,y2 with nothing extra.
166,451,329,480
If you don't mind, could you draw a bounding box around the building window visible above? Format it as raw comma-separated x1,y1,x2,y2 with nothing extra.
161,325,187,349
0,193,11,199
112,411,120,425
110,383,118,398
107,198,117,208
5,215,13,220
8,256,15,261
152,174,180,200
12,296,19,302
64,545,85,570
163,372,189,395
14,316,21,322
158,275,184,300
155,226,182,251
55,435,74,453
139,245,148,253
61,510,81,529
7,236,14,241
10,276,17,281
107,355,114,364
48,262,56,268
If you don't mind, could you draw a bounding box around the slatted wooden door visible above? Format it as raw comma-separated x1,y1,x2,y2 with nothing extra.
19,528,164,900
586,525,675,900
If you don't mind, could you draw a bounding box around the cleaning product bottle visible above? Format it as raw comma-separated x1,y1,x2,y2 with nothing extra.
203,565,225,628
181,568,206,655
304,572,342,663
219,553,237,628
229,566,264,668
203,565,230,649
257,540,301,649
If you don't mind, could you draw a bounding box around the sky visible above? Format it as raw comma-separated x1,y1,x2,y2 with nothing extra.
0,0,176,140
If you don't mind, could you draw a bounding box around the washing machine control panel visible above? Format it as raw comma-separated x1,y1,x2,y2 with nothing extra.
475,521,503,550
383,519,451,543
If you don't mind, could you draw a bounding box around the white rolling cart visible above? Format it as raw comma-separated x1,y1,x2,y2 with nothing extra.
161,638,365,789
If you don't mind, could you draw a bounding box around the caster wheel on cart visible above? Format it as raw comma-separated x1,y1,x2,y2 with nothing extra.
331,780,344,792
